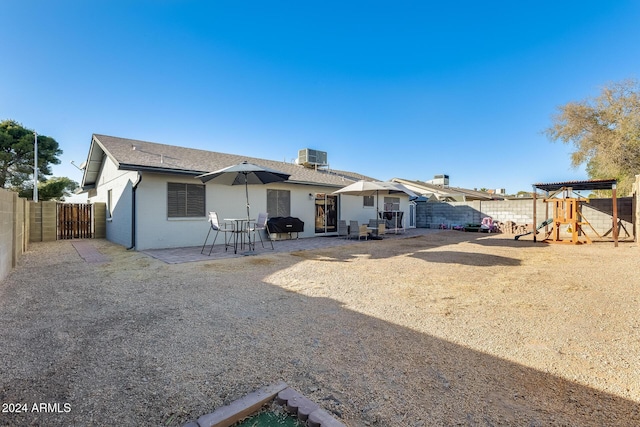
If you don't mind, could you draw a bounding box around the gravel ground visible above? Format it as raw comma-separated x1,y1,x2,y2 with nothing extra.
1,232,639,426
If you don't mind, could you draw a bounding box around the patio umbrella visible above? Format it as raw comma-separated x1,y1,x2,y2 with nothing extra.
333,180,417,219
196,161,291,220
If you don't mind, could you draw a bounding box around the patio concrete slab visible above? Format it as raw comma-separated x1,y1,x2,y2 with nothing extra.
71,240,110,263
141,228,440,264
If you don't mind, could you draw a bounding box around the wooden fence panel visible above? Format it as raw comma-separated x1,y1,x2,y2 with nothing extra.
57,203,93,239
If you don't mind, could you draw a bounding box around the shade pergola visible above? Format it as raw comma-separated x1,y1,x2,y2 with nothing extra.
533,179,617,193
531,179,619,246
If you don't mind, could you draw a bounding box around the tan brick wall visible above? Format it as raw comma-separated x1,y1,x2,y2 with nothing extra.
13,194,22,267
0,189,14,281
29,201,41,242
0,189,29,282
30,201,106,241
93,202,106,238
29,201,57,242
41,201,57,241
23,199,30,250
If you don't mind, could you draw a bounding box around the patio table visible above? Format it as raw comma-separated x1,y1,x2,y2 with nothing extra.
367,226,383,240
224,218,255,254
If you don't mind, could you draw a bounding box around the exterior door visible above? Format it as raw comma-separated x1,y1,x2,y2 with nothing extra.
314,193,338,234
409,201,416,228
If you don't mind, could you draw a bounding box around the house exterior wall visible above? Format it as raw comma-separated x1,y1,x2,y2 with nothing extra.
87,157,138,247
135,173,207,250
133,174,377,250
89,165,414,250
337,193,412,226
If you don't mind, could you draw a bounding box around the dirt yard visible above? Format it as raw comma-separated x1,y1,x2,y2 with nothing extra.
0,231,639,426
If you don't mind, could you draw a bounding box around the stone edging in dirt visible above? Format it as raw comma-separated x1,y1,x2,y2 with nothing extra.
275,387,346,427
184,382,345,427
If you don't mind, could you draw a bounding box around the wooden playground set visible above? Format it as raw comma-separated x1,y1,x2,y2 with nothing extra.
526,179,624,246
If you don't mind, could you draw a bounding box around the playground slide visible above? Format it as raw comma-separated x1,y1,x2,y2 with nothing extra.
514,218,553,241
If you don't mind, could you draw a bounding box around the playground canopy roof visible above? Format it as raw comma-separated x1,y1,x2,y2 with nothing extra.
533,179,617,192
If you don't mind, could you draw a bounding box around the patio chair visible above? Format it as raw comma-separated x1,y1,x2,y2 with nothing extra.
248,212,273,250
358,224,369,240
349,220,360,240
377,223,385,236
201,212,234,255
337,220,348,238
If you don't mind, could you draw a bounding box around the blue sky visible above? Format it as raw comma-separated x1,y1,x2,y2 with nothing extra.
2,1,639,195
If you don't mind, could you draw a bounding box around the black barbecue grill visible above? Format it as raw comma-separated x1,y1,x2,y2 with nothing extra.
266,217,304,239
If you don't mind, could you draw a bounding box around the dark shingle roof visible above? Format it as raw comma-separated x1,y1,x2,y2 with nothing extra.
83,134,375,188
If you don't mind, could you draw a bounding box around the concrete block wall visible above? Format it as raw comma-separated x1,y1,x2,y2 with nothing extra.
415,202,429,228
418,198,633,238
29,202,41,242
29,201,57,242
476,199,549,225
93,202,106,238
419,199,546,229
582,205,633,238
0,189,29,283
13,197,28,265
29,201,106,242
0,189,15,281
422,200,481,227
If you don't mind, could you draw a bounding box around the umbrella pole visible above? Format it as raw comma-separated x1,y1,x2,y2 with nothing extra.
244,173,252,250
245,173,250,220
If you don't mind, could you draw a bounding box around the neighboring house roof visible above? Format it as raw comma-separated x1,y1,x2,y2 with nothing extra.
81,134,376,189
390,178,505,201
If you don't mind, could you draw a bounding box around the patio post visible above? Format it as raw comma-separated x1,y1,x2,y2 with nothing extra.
612,183,618,247
532,185,537,243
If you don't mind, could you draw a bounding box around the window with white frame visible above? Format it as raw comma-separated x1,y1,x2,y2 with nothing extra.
363,195,374,208
383,196,400,211
167,182,205,218
267,189,290,217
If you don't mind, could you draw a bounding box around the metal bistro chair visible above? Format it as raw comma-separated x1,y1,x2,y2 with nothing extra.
201,212,234,255
248,212,273,250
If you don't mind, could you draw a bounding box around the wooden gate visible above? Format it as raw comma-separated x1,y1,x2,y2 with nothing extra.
57,203,93,239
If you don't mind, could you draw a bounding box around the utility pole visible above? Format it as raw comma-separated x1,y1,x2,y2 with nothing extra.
34,131,38,203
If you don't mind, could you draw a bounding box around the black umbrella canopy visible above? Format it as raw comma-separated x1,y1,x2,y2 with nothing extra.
196,161,291,220
196,161,291,185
